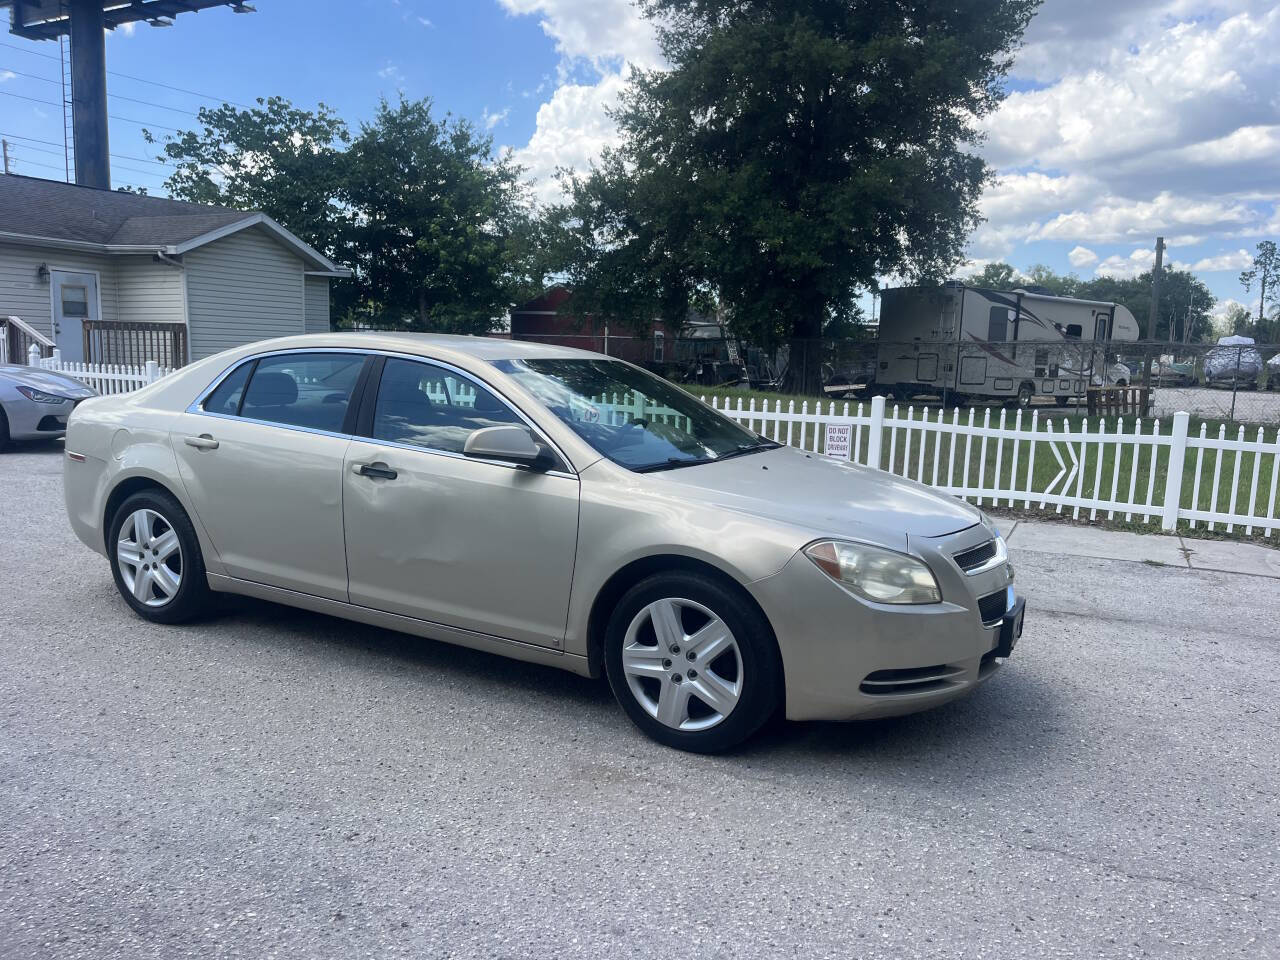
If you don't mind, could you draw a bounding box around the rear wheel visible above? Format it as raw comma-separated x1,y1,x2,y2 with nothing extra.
605,572,781,753
1014,383,1034,409
108,489,211,623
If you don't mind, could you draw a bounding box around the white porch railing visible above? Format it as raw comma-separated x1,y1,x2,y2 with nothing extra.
31,345,173,395
705,393,1280,538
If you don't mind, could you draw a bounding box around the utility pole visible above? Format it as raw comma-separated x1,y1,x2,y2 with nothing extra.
1,139,10,175
1145,236,1164,387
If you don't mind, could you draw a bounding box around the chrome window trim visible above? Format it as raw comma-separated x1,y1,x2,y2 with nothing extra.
369,351,577,476
184,346,578,477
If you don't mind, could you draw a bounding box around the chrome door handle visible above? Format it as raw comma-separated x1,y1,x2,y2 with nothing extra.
183,434,219,450
353,462,397,480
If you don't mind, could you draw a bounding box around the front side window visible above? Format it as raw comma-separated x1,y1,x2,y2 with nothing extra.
490,357,773,472
371,357,525,454
222,352,364,432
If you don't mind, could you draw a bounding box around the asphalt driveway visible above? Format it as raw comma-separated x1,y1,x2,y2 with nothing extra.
1,442,1276,959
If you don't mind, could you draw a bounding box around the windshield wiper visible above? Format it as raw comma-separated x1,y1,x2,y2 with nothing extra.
632,456,719,473
633,441,779,473
714,440,781,462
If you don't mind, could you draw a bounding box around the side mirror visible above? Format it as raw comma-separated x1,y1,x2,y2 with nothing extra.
463,425,556,470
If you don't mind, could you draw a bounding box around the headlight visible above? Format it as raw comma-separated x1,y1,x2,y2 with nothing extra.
16,385,69,404
805,540,942,605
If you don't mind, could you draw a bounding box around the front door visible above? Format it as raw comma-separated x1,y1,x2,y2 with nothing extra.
170,350,368,600
342,356,580,649
50,270,97,362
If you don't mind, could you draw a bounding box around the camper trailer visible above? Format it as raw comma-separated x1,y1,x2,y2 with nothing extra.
875,284,1140,406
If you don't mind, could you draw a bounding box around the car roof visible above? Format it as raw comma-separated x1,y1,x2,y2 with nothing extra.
242,332,606,365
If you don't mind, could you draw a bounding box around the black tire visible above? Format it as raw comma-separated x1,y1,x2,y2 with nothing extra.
1054,395,1070,407
604,571,782,753
1015,384,1034,409
0,408,8,452
108,488,211,624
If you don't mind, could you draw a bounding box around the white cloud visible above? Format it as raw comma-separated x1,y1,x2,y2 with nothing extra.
1192,249,1254,272
1068,246,1098,268
0,70,15,82
116,21,136,37
496,0,661,70
417,16,433,28
968,4,1280,282
501,0,663,206
482,106,511,130
1094,246,1190,279
511,73,630,205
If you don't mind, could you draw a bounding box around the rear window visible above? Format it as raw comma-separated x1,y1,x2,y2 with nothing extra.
206,352,365,434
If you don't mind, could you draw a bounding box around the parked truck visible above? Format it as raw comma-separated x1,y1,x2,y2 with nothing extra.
874,284,1140,407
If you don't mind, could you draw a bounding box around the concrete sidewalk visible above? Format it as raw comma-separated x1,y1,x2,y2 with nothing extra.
996,517,1280,579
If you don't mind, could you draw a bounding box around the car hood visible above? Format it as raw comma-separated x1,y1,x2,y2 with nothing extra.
0,364,97,398
652,445,982,545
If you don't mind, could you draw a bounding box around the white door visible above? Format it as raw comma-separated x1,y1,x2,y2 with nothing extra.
50,271,97,362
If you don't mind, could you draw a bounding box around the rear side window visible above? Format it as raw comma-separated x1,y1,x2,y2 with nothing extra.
231,352,365,433
202,361,253,416
371,357,524,454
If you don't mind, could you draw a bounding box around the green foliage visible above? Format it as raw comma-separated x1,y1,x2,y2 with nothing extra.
152,96,541,333
552,0,1040,391
1239,240,1279,339
148,97,351,268
341,98,536,333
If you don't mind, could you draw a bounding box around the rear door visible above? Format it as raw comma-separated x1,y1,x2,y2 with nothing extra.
171,350,369,600
342,355,580,648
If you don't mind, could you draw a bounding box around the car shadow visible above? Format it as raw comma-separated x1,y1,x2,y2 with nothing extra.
205,595,616,712
201,594,1059,775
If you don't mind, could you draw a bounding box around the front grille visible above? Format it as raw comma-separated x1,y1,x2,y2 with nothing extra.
954,539,997,572
860,663,966,696
977,589,1008,626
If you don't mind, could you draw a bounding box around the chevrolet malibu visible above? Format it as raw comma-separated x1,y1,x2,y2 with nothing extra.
64,334,1024,752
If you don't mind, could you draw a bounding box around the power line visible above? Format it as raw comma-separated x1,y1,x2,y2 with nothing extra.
0,39,255,110
1,65,204,117
0,89,184,131
0,132,171,167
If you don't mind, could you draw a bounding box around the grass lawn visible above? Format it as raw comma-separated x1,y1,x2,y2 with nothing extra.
683,385,1280,542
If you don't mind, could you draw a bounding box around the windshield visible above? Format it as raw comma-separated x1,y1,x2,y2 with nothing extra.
491,357,775,471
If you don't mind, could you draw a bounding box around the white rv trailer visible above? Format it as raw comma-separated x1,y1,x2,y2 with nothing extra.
874,284,1140,406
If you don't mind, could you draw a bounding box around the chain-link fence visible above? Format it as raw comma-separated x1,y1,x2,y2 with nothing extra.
505,333,1280,426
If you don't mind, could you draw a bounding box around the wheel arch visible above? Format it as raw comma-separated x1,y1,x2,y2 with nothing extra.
102,474,184,553
584,553,780,682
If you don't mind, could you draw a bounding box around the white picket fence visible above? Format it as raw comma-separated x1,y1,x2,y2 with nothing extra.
29,345,173,395
24,338,1276,539
705,393,1280,538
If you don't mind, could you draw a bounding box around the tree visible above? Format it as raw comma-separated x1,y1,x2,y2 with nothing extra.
1219,302,1256,338
153,96,542,333
555,0,1040,392
1079,270,1215,343
1239,240,1279,340
149,97,351,270
960,262,1022,290
341,98,535,333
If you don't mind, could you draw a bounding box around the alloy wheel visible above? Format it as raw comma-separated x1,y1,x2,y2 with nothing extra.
116,508,183,608
620,597,743,731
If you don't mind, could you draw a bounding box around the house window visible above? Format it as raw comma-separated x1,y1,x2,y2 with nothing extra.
61,285,89,318
653,331,665,363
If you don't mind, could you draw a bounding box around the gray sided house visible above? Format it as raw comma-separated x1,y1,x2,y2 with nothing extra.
0,175,349,367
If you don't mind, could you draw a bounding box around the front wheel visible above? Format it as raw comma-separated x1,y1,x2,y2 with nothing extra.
108,489,211,623
605,572,781,753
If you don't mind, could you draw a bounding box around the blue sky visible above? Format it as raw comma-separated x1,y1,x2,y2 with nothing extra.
1,0,1277,322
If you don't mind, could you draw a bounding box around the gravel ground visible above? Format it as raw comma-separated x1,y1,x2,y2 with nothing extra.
1,442,1277,960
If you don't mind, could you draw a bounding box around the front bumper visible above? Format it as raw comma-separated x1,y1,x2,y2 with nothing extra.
2,395,81,440
750,528,1021,723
